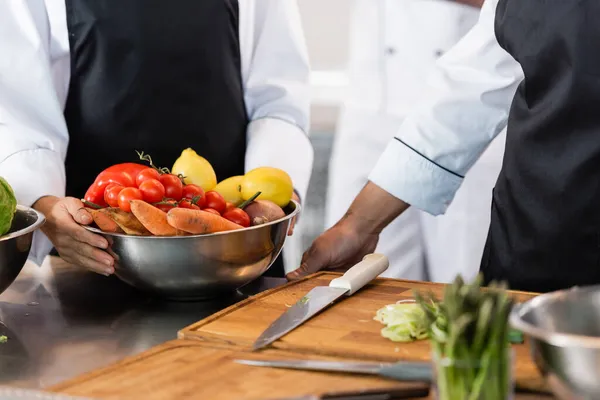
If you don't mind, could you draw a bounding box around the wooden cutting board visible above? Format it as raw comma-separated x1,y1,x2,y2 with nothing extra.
179,272,548,394
49,340,431,400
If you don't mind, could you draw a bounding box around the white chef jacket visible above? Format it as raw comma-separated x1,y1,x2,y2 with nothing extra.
369,0,524,215
0,0,314,265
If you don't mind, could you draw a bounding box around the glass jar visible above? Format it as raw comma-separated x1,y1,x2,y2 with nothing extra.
432,347,514,400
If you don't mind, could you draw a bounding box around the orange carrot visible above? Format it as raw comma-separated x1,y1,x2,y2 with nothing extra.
89,209,124,233
104,208,151,236
130,200,178,236
167,208,243,234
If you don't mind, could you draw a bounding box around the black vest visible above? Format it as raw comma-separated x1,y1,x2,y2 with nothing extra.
62,0,284,277
481,0,600,292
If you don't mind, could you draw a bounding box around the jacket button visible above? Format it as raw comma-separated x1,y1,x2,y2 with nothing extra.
435,50,444,58
385,47,396,56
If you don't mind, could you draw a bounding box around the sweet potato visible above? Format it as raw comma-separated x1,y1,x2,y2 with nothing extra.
104,208,151,236
243,200,286,226
167,208,243,234
89,209,124,233
130,200,179,236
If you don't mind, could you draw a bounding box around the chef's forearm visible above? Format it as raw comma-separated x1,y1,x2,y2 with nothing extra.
341,181,410,235
453,0,484,8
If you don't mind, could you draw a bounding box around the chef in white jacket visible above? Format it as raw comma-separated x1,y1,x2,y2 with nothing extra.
326,0,506,282
0,0,313,277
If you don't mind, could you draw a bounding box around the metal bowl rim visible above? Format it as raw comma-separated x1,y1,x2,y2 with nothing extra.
82,200,301,239
0,205,46,243
509,284,600,348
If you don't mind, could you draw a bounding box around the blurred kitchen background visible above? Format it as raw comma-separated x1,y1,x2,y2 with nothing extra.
298,0,350,250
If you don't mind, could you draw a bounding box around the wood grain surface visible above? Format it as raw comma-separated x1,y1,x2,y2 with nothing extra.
49,340,430,400
179,273,548,394
49,340,553,400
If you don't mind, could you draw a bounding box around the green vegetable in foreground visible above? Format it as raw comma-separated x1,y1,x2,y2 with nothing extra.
415,274,514,400
374,301,429,342
0,335,8,343
0,177,17,236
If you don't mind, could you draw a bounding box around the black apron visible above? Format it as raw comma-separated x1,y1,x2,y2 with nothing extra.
480,0,600,292
61,0,285,278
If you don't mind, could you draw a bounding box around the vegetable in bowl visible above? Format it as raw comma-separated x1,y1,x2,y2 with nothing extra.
0,177,17,236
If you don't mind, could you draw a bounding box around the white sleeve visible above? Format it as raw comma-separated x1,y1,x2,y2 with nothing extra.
368,0,524,215
0,1,69,263
239,0,314,202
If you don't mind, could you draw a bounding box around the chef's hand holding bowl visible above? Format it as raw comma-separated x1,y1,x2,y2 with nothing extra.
33,196,113,276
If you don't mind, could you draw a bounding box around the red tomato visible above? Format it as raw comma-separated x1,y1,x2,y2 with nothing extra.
117,187,143,213
222,208,250,228
182,184,206,208
155,200,178,212
159,174,183,200
178,199,200,210
203,208,221,216
104,184,124,208
84,185,108,208
136,168,161,187
139,179,165,203
224,202,236,213
94,171,135,191
204,191,226,214
103,163,147,178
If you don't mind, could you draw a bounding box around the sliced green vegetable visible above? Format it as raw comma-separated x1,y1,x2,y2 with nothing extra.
374,302,429,342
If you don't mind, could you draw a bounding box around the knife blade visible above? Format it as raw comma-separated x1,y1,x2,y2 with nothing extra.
252,253,389,351
234,359,433,382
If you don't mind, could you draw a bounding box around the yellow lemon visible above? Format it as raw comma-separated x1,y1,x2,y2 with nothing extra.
214,175,244,205
171,148,217,192
241,167,293,207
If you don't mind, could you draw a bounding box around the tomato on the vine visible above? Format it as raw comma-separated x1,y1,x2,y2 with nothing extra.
159,174,183,200
104,184,124,208
155,200,178,212
182,184,206,208
117,187,143,212
139,179,165,203
222,208,250,227
94,171,135,191
203,208,221,216
136,168,161,187
224,202,236,213
204,191,226,214
178,199,200,210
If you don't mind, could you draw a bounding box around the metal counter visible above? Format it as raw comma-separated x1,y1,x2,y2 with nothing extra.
0,257,285,390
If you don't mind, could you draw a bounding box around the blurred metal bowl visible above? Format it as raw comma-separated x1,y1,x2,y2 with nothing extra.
84,201,301,300
0,205,46,295
510,285,600,399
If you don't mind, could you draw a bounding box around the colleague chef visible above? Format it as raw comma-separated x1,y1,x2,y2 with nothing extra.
0,0,313,278
292,0,593,294
327,0,506,284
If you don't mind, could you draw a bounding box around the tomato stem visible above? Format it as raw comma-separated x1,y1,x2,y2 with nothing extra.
82,199,103,209
189,195,202,205
136,150,171,174
238,191,261,210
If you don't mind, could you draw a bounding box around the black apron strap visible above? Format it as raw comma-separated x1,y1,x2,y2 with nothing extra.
62,0,284,278
481,0,600,292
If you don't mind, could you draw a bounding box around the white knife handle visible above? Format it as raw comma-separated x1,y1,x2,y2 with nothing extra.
329,254,389,295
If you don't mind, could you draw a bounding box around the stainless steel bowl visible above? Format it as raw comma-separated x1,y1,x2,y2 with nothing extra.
510,285,600,399
0,205,46,294
84,201,301,300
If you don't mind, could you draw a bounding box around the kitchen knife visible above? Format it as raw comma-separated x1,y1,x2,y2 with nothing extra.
234,359,433,382
252,253,390,351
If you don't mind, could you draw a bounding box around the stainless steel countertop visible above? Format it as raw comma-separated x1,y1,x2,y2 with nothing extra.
0,257,285,390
